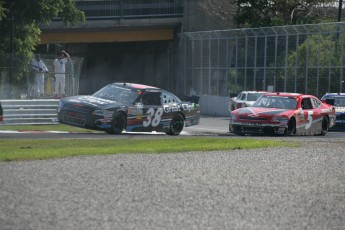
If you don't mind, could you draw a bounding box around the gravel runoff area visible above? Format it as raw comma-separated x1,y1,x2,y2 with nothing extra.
0,137,344,230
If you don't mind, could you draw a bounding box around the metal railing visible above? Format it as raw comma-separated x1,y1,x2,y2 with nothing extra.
64,0,184,20
0,99,59,125
0,55,84,99
177,22,345,99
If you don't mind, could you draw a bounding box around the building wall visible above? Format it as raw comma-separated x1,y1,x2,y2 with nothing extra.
38,0,235,95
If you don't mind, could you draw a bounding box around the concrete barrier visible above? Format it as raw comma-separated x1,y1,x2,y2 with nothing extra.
198,95,230,117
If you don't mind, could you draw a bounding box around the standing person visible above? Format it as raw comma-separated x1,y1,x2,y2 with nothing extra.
53,50,71,98
31,54,48,97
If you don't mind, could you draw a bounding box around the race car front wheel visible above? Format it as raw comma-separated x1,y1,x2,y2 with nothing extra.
107,112,126,134
286,118,296,136
320,116,329,136
166,114,184,135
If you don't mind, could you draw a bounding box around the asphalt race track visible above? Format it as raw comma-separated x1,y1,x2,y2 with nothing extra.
1,115,345,139
1,116,345,230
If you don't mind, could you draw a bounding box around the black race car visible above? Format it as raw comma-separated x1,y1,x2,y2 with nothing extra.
57,82,200,135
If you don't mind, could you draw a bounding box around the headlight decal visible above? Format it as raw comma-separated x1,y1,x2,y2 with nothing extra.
272,116,288,123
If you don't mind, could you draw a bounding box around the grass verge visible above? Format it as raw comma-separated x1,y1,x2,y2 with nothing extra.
0,137,298,162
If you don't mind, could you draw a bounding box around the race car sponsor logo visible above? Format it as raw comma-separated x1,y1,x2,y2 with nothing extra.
128,107,143,116
182,103,197,112
164,105,181,113
136,113,143,120
335,106,345,112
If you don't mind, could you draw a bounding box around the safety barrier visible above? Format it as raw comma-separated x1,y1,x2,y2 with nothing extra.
0,99,59,125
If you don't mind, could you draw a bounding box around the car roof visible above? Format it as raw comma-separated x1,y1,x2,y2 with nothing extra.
112,82,160,90
241,91,268,94
322,93,345,97
262,92,311,98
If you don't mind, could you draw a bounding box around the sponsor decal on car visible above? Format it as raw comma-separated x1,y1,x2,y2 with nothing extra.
164,105,181,113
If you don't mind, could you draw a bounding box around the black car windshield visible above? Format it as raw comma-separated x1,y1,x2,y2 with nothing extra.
247,93,265,101
252,96,297,109
92,84,139,103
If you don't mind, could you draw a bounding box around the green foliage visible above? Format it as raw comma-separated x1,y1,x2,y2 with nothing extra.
0,1,5,21
233,0,337,28
287,34,343,95
0,0,85,55
0,0,85,98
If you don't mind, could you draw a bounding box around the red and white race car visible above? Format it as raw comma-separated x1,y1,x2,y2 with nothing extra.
229,91,267,112
229,92,336,136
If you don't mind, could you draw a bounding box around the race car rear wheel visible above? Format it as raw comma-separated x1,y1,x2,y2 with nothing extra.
166,114,184,135
320,116,329,136
286,118,296,136
107,111,126,134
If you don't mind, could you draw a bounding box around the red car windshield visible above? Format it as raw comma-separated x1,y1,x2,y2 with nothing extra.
252,96,298,109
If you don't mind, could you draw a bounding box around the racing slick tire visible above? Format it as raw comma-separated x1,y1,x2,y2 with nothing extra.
165,114,184,136
107,111,126,134
285,118,296,136
319,116,329,136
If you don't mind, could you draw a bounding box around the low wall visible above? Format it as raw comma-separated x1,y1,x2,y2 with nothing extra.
199,95,230,117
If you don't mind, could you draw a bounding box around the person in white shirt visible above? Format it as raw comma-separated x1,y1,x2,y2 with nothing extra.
53,50,71,97
31,54,48,97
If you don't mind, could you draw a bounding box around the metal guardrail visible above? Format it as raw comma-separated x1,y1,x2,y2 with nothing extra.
55,0,184,20
0,99,59,125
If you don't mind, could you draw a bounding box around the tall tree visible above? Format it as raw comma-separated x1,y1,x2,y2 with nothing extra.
233,0,338,28
0,0,85,98
0,1,5,21
0,0,85,56
196,0,236,26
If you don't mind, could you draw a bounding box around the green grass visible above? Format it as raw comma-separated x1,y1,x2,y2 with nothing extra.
0,137,298,162
0,124,299,162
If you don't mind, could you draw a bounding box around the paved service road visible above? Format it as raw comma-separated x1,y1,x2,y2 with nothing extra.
0,116,345,230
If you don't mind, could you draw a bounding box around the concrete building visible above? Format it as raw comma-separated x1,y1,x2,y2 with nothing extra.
38,0,234,95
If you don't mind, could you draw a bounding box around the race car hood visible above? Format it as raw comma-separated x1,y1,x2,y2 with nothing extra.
235,107,289,116
61,95,123,110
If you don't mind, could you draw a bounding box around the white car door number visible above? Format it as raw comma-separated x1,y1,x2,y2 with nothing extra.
305,110,313,129
143,108,163,127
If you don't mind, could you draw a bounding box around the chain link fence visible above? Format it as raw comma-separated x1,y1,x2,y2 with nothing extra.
0,54,83,99
177,22,345,99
